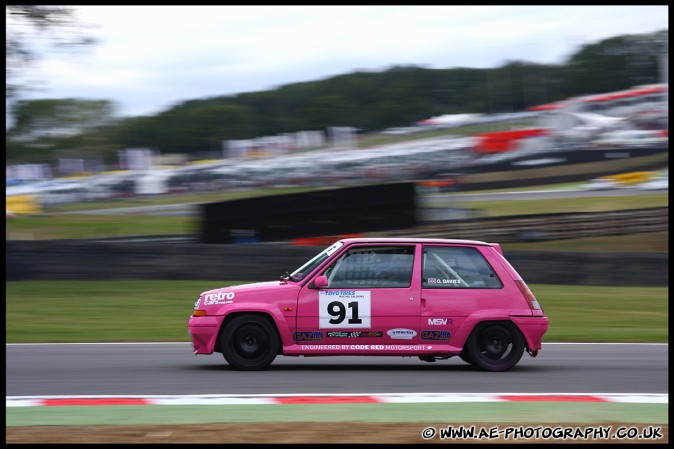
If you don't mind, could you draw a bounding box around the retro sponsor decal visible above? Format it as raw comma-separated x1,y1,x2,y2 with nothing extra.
421,330,451,340
319,291,371,329
387,328,417,340
427,318,453,326
194,296,202,310
202,291,235,305
293,331,323,341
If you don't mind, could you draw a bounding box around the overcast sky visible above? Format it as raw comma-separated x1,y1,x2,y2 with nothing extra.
11,5,669,120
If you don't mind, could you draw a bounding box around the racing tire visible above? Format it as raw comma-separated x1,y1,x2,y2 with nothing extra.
221,315,280,371
458,352,474,365
465,322,524,372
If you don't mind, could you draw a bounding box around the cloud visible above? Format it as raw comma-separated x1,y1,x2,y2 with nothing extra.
12,5,668,119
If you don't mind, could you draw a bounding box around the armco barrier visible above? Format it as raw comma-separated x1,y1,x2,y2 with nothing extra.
5,239,667,286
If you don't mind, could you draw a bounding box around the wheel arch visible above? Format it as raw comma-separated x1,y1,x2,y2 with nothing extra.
215,311,284,355
453,313,528,350
468,319,526,344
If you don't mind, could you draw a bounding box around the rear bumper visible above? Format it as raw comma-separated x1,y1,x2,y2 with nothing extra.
187,315,225,355
511,316,549,351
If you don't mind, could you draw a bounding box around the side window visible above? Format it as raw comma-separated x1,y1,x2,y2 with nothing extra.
323,246,414,288
422,246,502,289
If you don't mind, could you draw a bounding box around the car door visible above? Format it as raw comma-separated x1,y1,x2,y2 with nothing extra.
296,243,422,351
419,244,506,347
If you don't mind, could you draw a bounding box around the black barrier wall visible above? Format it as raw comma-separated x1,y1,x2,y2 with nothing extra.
6,240,668,286
200,182,417,243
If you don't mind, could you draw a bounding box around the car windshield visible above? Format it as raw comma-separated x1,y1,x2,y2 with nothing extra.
288,241,343,282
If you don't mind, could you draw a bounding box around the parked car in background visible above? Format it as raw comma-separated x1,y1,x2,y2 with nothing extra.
592,129,667,148
586,177,620,190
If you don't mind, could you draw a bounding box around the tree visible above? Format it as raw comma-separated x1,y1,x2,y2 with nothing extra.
564,30,667,96
5,99,117,164
8,98,115,138
5,5,97,101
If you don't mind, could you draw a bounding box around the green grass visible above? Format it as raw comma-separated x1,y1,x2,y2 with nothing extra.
529,284,667,342
6,191,669,241
43,186,321,213
6,403,668,427
5,280,667,343
5,280,229,343
455,193,668,218
6,214,195,240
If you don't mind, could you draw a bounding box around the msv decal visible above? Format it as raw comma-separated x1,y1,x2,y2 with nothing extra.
427,318,453,325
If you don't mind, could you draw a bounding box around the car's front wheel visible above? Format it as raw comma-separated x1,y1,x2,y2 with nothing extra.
465,322,524,372
221,315,279,371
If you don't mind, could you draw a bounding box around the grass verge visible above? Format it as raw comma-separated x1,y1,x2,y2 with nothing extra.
5,280,667,343
6,403,668,427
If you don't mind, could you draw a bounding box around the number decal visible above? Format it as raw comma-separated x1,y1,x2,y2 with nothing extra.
326,301,363,325
327,301,346,324
319,291,371,328
347,301,362,324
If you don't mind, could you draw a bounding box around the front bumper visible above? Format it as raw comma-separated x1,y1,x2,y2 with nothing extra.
187,315,225,355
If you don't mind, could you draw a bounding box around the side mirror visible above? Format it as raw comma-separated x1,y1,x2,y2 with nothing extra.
314,275,328,288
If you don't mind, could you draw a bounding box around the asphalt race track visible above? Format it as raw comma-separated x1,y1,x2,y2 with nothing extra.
6,342,668,397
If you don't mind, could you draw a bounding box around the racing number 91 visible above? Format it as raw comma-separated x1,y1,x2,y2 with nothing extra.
327,301,362,325
318,293,371,329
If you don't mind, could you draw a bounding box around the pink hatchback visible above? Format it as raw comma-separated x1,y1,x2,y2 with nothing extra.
187,238,548,371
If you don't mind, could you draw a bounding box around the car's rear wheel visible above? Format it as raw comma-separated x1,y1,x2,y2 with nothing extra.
221,315,279,371
459,352,474,365
465,322,524,372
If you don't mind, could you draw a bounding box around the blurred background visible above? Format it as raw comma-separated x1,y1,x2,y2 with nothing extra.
6,6,668,273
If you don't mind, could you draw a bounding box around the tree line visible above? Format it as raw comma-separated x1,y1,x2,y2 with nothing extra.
5,29,668,166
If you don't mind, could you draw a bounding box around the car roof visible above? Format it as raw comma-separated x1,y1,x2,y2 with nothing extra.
339,237,493,246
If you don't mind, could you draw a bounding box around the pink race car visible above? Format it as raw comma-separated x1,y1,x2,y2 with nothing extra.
188,238,548,371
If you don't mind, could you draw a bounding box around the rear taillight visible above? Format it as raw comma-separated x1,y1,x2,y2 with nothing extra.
515,280,542,312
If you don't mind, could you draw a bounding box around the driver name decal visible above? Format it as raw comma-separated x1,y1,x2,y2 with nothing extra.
427,278,461,284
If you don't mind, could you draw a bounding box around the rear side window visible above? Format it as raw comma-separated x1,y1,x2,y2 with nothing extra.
422,246,502,289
